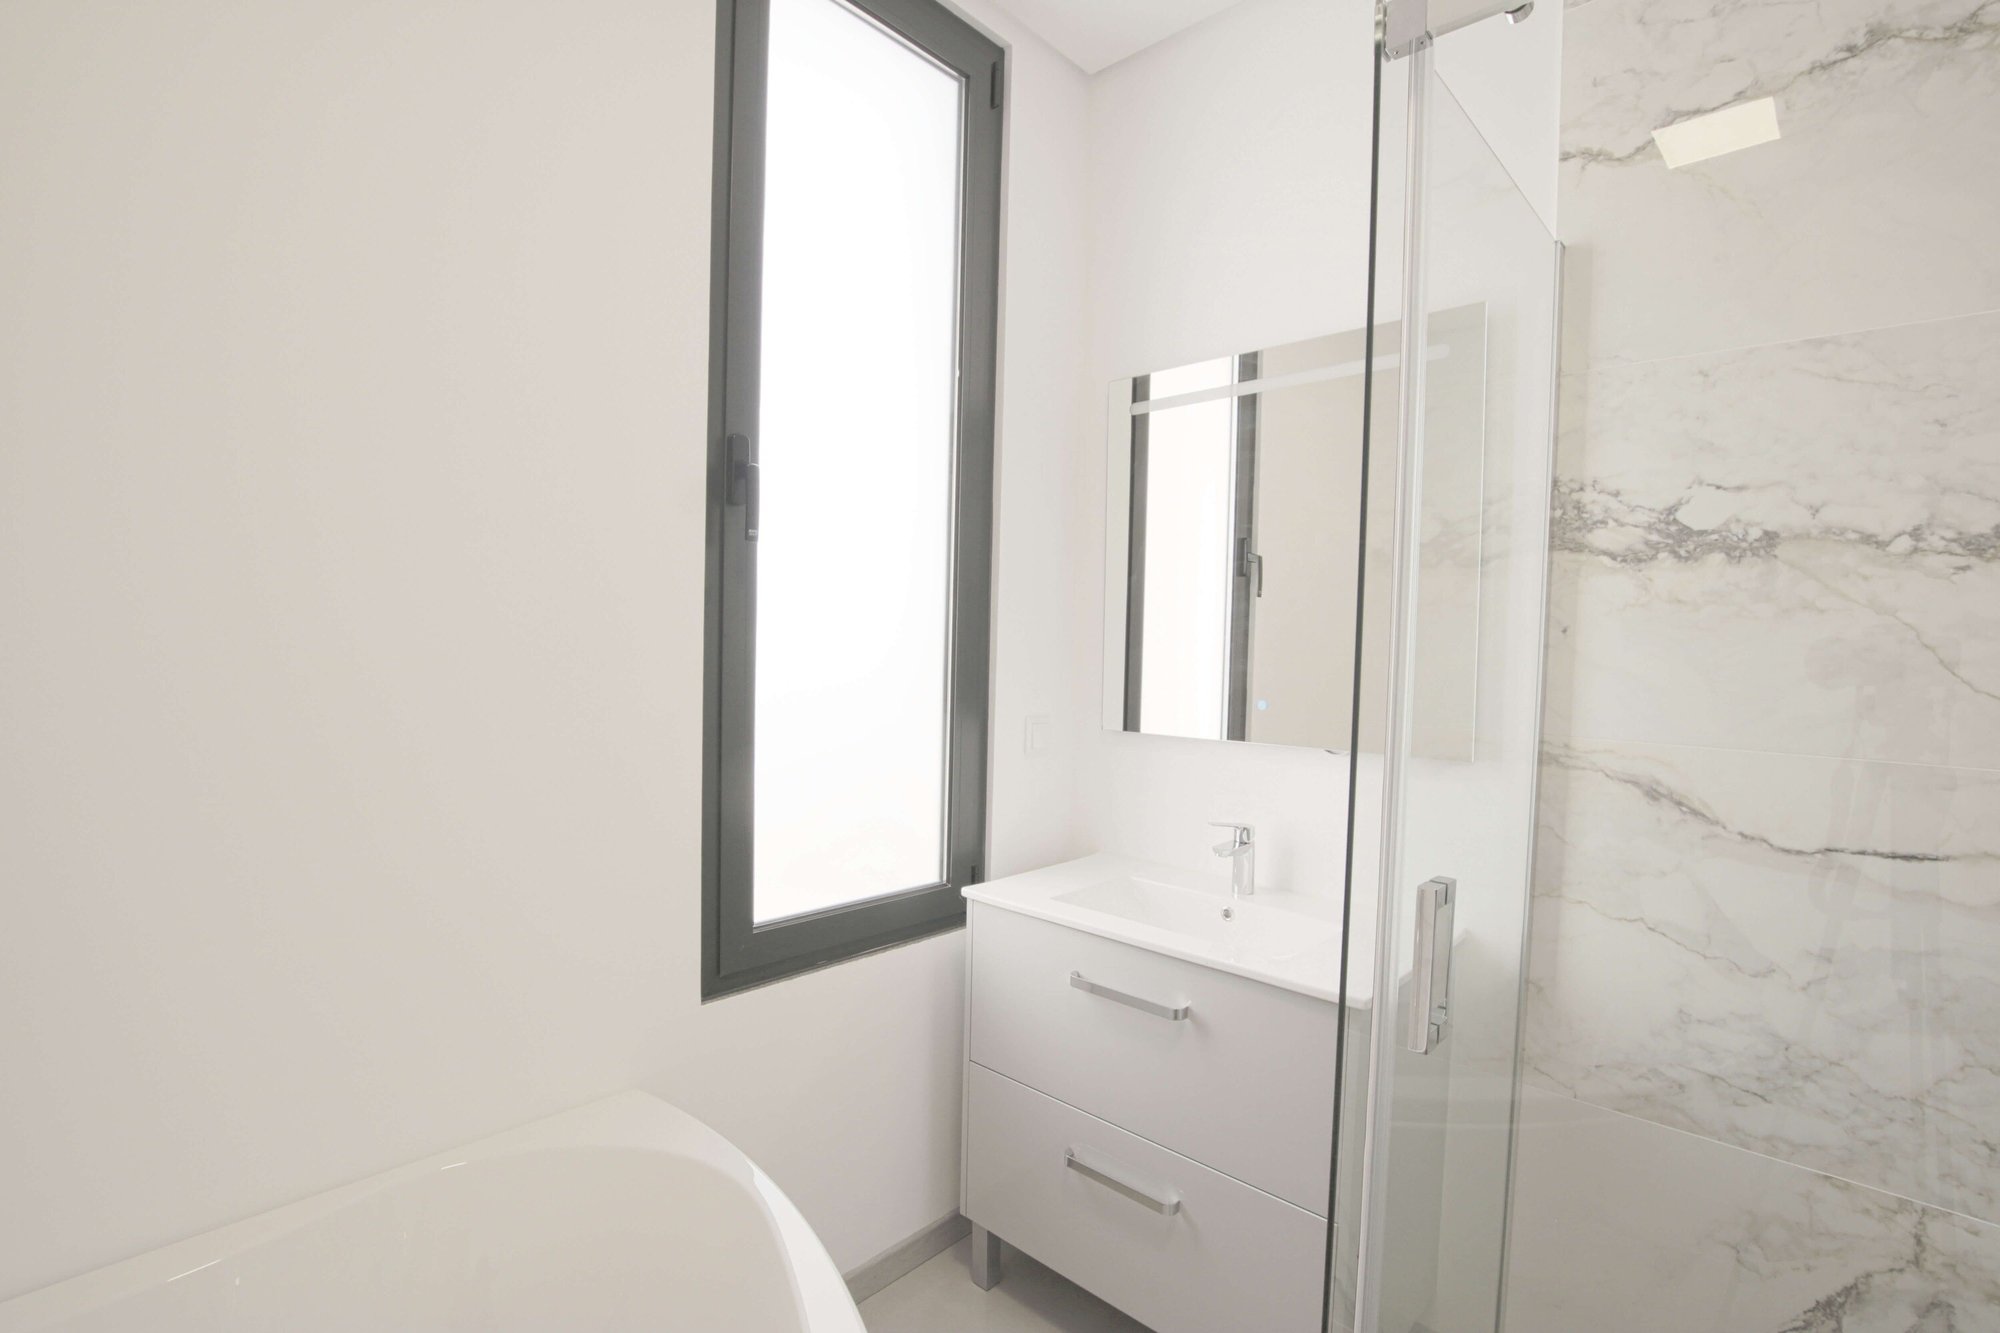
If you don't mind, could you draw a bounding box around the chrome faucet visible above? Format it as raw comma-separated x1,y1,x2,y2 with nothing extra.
1209,822,1256,898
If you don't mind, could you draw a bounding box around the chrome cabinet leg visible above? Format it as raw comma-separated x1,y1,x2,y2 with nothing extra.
969,1224,1002,1290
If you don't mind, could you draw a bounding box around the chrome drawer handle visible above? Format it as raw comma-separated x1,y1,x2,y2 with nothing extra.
1064,1146,1182,1216
1069,971,1190,1021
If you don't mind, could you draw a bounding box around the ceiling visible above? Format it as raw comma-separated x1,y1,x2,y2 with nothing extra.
980,0,1250,73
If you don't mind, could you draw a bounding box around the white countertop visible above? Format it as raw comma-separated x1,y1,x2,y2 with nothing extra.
963,853,1363,1004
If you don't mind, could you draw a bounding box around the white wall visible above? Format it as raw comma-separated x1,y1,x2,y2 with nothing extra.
0,0,1089,1300
981,3,1095,880
1433,3,1563,236
1075,0,1377,898
1071,0,1561,893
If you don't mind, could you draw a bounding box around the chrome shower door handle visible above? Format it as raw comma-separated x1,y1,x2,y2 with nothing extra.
1063,1146,1182,1216
1068,971,1191,1021
1404,876,1456,1054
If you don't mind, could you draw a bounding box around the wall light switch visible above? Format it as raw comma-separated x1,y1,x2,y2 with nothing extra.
1024,714,1053,753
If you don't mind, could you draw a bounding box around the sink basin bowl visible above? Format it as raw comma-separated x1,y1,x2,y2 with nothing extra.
1054,875,1338,967
961,853,1348,1001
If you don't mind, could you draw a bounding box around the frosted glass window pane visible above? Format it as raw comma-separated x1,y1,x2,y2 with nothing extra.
752,0,963,924
1138,397,1234,737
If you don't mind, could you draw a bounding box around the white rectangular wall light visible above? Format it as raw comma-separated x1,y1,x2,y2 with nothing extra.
1651,96,1781,168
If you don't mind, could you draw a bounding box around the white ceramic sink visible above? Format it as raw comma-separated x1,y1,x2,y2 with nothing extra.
963,854,1345,1001
1053,875,1335,964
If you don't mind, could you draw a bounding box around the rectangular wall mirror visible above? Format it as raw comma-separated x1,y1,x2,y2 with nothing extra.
1101,306,1489,756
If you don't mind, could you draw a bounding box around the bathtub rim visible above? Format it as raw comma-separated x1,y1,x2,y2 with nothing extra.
0,1091,863,1333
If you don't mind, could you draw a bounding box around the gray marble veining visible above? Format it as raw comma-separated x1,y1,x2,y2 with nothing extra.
1545,310,2000,769
1563,0,2000,171
1559,0,2000,366
1504,1089,2000,1333
1526,741,2000,1224
1516,0,2000,1322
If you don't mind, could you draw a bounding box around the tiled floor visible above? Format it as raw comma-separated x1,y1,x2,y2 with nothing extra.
859,1238,1153,1333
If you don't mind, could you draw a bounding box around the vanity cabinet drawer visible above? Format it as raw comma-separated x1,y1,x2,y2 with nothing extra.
965,1064,1325,1333
969,904,1338,1213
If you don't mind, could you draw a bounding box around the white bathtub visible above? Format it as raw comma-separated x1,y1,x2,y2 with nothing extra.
0,1093,866,1332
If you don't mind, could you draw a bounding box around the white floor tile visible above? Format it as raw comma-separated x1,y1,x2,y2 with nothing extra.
860,1237,1154,1333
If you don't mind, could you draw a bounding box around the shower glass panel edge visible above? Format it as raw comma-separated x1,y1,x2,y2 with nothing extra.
1330,26,1563,1333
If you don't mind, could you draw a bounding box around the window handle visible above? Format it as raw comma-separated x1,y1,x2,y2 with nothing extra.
727,433,760,541
1237,535,1263,596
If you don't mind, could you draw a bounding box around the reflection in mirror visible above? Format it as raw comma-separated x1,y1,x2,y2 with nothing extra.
1102,308,1489,755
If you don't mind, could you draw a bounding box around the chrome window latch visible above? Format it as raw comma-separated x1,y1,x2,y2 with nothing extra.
1237,536,1264,596
726,432,760,541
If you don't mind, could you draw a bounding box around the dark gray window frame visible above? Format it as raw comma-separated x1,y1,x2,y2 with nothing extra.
1119,359,1262,741
1225,351,1261,742
703,0,1003,999
1120,375,1151,734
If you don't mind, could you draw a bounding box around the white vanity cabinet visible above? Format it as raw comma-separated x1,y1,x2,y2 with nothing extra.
959,856,1344,1333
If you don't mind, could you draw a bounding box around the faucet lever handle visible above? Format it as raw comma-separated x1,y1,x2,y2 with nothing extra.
1207,821,1254,847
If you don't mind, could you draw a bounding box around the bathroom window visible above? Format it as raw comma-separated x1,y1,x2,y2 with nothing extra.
703,0,1002,996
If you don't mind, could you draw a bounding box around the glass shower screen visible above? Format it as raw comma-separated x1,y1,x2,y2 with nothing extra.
1330,32,1561,1333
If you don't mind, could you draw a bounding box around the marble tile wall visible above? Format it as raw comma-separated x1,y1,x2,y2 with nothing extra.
1530,742,2000,1222
1507,0,2000,1326
1506,1090,2000,1333
1545,313,2000,768
1559,0,2000,368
